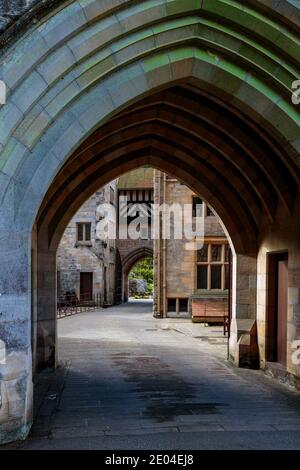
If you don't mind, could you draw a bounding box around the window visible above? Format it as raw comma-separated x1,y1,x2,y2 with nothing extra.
110,186,115,205
167,298,176,312
197,265,208,289
192,197,214,217
77,222,92,244
196,242,230,290
197,244,208,262
192,197,203,217
211,244,222,262
179,298,188,312
167,298,188,313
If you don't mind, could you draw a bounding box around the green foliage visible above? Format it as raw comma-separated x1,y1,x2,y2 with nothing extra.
129,257,153,286
147,283,154,295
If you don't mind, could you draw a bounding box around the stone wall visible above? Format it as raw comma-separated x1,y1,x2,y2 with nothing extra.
256,199,300,383
117,238,153,267
153,171,229,319
116,168,154,302
57,168,155,306
57,181,117,306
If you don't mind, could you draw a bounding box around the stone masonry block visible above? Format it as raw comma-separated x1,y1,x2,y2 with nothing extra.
113,37,155,66
45,80,82,118
0,320,30,351
105,64,149,108
68,20,121,61
77,92,115,132
1,138,28,178
0,30,48,89
10,71,48,114
16,109,51,150
0,102,23,147
37,46,76,86
37,2,86,49
50,120,86,163
116,1,166,34
79,0,124,22
166,0,202,16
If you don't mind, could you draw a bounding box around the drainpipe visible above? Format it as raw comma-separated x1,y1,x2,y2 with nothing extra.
158,172,161,316
227,248,232,360
154,170,161,317
163,173,167,318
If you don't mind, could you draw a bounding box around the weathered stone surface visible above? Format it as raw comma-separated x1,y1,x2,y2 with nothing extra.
0,349,33,442
4,304,300,449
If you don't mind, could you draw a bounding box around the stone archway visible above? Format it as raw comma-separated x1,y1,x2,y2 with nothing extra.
0,0,300,444
122,248,154,303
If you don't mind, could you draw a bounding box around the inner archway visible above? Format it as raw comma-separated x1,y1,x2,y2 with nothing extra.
32,79,299,378
124,251,154,303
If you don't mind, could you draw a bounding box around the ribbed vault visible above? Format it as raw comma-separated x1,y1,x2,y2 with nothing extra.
36,84,300,255
0,0,298,257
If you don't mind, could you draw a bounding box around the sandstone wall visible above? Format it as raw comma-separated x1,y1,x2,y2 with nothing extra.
57,181,117,306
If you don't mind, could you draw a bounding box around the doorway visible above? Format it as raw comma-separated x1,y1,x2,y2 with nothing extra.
80,272,93,302
267,252,288,366
104,266,108,304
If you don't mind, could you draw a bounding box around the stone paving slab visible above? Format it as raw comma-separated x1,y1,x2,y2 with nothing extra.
2,301,300,449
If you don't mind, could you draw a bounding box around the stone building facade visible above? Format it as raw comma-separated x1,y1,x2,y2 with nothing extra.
56,168,154,306
153,170,230,321
57,180,118,306
116,167,154,302
57,167,229,322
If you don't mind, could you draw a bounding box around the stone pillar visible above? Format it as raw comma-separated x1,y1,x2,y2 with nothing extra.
0,223,33,443
35,228,57,370
153,236,163,317
153,170,163,317
229,253,259,368
287,249,300,385
256,202,300,385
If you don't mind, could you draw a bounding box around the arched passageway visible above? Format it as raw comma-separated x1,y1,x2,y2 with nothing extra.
0,0,300,444
123,250,154,302
116,248,154,303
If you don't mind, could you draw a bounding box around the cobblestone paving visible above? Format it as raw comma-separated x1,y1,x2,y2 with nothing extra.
5,301,300,449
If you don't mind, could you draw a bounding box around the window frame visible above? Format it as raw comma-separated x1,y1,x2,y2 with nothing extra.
192,197,215,217
167,297,189,314
196,240,229,291
110,186,115,206
76,222,92,245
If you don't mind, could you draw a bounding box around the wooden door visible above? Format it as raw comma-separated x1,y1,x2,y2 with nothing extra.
80,272,93,301
267,252,288,365
277,258,288,366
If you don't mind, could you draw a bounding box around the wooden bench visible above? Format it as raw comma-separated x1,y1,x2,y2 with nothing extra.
191,296,229,335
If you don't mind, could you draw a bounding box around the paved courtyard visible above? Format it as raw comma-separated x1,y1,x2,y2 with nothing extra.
4,300,300,450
